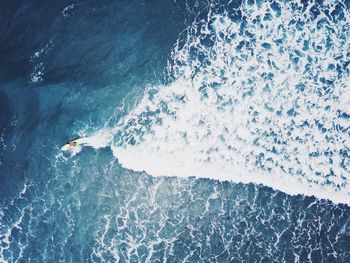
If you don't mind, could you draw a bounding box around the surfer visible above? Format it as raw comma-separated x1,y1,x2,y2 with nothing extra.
61,138,80,151
68,140,77,147
67,140,77,147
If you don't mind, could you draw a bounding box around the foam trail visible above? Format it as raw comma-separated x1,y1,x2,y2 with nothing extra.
110,0,350,204
77,129,114,149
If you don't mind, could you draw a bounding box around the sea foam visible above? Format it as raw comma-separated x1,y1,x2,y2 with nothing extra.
110,0,350,204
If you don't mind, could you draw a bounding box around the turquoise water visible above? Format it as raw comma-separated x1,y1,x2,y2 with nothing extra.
1,0,350,262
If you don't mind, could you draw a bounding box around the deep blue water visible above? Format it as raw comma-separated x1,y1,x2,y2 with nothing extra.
1,0,350,262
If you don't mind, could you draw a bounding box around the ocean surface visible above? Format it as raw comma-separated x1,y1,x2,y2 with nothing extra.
1,0,350,262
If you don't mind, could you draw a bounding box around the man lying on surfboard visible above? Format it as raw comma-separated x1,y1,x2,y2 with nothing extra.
67,140,77,147
61,138,81,151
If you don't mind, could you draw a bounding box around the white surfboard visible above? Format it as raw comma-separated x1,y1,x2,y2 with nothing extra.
61,144,72,151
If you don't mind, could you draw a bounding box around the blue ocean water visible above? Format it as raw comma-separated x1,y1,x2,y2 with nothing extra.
1,0,350,262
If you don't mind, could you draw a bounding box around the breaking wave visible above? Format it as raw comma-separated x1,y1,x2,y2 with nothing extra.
110,0,350,204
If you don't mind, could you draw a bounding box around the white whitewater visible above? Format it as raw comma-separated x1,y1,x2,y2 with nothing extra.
109,0,350,204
